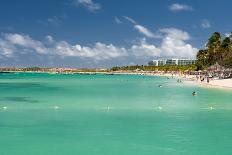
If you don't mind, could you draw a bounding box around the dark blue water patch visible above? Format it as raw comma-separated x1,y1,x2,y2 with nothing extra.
0,72,23,79
0,82,61,90
0,97,39,103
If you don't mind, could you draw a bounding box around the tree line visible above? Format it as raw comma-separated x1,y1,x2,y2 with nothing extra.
111,65,197,72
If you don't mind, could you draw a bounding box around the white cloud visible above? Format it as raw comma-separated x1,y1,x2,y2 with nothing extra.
130,38,161,56
129,28,197,58
134,25,160,39
114,16,122,24
73,0,101,11
0,34,127,60
0,39,15,58
169,3,193,12
0,29,198,63
201,19,211,28
4,33,47,54
123,16,137,24
46,35,54,44
122,16,197,58
159,28,190,41
159,28,198,58
54,41,128,60
124,16,161,39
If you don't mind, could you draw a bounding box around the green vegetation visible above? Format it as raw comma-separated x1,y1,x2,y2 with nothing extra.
111,64,197,72
196,32,232,70
23,67,44,71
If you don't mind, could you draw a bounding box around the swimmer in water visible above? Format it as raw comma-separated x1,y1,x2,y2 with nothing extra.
192,91,197,96
158,85,162,88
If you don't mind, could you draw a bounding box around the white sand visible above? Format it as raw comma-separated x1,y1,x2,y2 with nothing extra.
167,73,232,89
185,78,232,89
203,79,232,89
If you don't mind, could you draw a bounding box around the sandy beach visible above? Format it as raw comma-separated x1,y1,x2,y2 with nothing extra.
198,79,232,89
177,74,232,89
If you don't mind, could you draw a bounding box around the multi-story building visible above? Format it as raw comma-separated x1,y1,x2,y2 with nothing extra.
148,59,166,66
165,59,178,65
177,59,196,66
148,59,196,66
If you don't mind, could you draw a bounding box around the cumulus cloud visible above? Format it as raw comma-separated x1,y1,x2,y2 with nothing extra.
0,33,127,60
169,3,193,12
53,41,128,60
0,39,15,58
0,29,198,65
129,28,197,58
201,19,211,28
122,16,197,58
73,0,101,11
159,28,197,58
4,33,47,54
160,28,190,41
130,38,161,57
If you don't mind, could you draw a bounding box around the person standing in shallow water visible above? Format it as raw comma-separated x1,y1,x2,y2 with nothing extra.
200,76,204,82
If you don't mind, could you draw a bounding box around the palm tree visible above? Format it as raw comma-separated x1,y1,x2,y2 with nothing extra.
207,32,221,65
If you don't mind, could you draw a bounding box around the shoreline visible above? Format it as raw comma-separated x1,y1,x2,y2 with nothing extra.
92,72,232,90
114,72,232,90
189,79,232,90
177,74,232,90
1,70,232,90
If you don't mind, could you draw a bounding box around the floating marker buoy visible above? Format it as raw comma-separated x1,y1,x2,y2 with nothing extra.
53,106,59,110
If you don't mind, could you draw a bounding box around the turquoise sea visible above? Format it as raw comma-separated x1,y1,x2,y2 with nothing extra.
0,72,232,155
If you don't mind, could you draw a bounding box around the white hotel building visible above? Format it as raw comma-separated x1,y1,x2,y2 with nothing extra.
148,59,196,66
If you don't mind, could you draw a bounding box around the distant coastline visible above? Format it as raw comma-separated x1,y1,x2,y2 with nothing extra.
1,68,232,90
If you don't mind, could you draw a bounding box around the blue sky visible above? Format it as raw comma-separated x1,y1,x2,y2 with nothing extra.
0,0,231,68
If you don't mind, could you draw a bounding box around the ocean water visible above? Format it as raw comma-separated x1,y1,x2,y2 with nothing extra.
0,73,232,155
